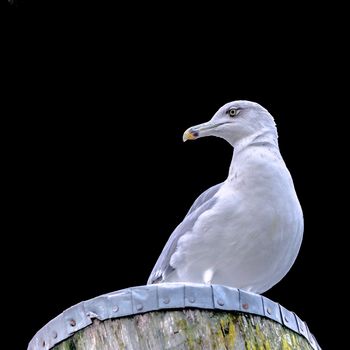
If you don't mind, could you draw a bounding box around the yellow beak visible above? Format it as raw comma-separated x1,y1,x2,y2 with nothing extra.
183,128,198,142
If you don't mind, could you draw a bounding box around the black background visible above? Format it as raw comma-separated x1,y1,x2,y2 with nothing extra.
4,1,345,349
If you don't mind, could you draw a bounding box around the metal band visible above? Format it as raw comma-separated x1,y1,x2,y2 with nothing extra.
28,283,321,350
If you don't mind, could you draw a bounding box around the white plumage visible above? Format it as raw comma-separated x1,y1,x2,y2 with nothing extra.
148,100,303,294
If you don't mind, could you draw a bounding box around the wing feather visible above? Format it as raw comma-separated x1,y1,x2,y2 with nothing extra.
147,182,223,284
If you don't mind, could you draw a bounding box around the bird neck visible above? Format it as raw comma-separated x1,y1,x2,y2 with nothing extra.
232,128,279,151
228,130,280,178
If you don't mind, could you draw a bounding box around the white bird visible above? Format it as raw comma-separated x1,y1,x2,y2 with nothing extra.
148,100,303,294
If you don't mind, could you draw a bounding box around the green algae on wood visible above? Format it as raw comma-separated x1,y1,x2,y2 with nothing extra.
53,309,314,350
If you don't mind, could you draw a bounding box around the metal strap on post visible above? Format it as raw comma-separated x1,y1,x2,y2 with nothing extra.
28,283,321,350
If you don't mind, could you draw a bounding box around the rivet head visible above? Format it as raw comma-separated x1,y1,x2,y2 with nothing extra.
242,303,249,310
42,340,46,347
189,297,195,303
163,297,170,304
52,331,58,339
136,303,143,311
266,307,272,315
217,299,224,306
284,316,289,323
113,305,119,313
69,319,76,327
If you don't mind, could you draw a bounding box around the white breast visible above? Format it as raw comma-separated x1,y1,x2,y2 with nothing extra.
170,146,303,293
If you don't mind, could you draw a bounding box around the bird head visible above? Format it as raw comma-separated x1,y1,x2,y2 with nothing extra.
183,100,278,147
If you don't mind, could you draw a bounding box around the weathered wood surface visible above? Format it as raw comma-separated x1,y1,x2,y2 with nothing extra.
54,309,313,350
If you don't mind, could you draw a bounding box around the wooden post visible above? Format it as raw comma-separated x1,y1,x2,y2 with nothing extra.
28,284,320,350
53,309,313,350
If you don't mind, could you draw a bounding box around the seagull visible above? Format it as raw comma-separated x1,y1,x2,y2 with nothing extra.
148,100,303,294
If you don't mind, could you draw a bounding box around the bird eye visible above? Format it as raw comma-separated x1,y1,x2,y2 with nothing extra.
228,108,238,117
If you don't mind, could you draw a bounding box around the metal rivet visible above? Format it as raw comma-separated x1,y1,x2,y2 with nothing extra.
189,297,195,303
163,297,170,304
42,340,46,347
266,307,272,315
136,303,143,311
242,303,249,310
113,305,119,313
69,319,76,327
284,316,289,323
52,331,58,339
217,299,224,306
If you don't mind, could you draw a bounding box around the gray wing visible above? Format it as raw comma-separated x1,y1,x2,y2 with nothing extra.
185,182,223,217
147,182,223,284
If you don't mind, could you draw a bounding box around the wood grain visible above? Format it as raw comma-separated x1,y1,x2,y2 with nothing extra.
54,309,313,349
